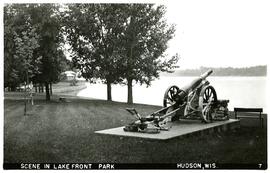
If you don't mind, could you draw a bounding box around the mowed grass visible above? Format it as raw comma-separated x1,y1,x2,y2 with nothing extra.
52,81,87,95
4,97,267,164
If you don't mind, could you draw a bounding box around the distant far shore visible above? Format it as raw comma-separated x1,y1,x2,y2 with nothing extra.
161,65,267,77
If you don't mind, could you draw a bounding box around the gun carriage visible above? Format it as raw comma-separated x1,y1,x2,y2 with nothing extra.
124,70,229,133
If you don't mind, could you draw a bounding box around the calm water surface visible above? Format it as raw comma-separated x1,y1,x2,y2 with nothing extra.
77,77,267,112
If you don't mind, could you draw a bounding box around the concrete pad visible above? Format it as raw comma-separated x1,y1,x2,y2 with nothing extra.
95,119,240,140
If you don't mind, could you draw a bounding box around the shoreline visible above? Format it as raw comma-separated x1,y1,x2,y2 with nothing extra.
4,79,267,113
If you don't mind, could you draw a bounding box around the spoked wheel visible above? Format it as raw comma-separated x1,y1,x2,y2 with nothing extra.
199,85,217,123
163,85,180,107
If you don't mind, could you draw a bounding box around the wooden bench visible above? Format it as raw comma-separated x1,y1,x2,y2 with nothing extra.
234,107,263,128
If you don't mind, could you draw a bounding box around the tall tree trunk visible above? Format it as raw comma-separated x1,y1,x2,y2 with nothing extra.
45,82,50,101
35,84,37,93
127,78,133,104
11,86,16,91
24,71,29,115
24,81,27,115
107,82,112,101
50,83,53,95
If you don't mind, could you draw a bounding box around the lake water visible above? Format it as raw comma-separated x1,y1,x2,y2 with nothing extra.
77,76,267,113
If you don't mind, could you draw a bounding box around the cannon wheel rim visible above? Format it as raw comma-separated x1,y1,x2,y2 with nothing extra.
199,85,217,123
163,85,180,107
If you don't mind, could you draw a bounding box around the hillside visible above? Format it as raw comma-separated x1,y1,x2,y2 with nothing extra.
161,65,267,76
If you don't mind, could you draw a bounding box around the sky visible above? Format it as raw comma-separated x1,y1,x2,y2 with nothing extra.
164,0,270,69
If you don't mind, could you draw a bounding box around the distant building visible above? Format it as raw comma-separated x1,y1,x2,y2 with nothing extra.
60,71,76,81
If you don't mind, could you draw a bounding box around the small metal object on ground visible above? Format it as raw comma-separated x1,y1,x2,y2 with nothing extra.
95,119,240,140
59,97,71,102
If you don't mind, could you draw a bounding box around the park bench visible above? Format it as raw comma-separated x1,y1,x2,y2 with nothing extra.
234,107,264,128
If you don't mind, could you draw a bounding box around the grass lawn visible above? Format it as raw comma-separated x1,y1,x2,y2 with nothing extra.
4,95,267,165
52,81,87,96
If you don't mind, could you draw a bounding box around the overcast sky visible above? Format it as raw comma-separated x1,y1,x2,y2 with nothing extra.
164,0,270,69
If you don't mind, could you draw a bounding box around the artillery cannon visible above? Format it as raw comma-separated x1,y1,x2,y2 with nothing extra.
124,70,229,133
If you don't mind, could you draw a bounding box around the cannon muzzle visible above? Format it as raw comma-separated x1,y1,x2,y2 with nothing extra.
200,69,213,80
179,69,213,96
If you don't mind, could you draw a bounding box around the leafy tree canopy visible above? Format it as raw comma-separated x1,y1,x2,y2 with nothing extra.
64,4,178,102
64,4,130,100
118,4,179,103
4,4,66,100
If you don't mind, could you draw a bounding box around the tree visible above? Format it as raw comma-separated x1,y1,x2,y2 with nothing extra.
120,4,179,103
64,4,127,101
27,4,64,100
4,4,66,100
4,4,41,91
64,4,178,103
4,5,21,90
13,26,41,86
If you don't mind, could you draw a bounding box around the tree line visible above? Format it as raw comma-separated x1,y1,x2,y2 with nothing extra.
164,65,267,76
4,4,178,103
4,4,67,100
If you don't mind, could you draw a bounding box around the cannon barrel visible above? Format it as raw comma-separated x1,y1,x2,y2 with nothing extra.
176,70,213,103
200,69,213,80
